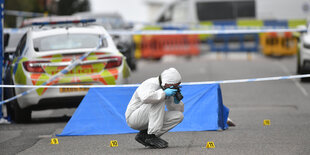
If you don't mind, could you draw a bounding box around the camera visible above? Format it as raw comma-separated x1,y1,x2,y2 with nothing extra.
173,86,183,101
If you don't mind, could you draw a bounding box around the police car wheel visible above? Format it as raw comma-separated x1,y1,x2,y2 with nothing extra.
12,101,31,123
6,83,31,123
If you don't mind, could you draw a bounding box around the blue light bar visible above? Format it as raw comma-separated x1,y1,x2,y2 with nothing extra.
31,19,96,26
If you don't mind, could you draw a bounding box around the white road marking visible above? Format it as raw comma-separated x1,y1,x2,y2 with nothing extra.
38,135,52,138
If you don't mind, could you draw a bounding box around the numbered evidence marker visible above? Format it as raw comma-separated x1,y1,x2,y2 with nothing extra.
263,119,271,126
206,141,215,148
110,140,118,147
50,138,59,144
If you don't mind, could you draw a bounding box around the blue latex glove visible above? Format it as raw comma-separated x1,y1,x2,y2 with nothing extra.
174,96,180,104
164,88,177,96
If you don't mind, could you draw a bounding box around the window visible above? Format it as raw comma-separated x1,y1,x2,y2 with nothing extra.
5,32,24,53
236,1,255,18
15,34,27,56
197,2,234,20
196,0,255,21
33,34,107,52
158,1,189,23
158,6,173,22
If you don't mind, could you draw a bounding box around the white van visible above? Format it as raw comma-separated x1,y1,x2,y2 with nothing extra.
154,0,310,25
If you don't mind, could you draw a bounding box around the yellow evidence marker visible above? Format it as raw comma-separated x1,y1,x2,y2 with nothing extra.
110,140,118,147
263,119,271,126
50,138,59,144
206,141,215,148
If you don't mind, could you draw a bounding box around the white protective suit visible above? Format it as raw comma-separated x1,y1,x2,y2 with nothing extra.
125,68,184,137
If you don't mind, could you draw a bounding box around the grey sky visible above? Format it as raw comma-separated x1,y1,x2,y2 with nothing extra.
89,0,149,22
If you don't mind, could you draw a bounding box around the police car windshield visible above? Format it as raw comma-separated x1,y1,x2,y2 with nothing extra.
33,34,107,52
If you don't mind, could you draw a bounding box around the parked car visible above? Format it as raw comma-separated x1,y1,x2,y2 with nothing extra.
3,28,27,68
297,25,310,81
3,20,131,123
22,14,137,71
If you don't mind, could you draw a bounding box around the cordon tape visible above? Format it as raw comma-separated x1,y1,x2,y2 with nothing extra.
4,27,307,35
1,73,310,105
109,27,307,35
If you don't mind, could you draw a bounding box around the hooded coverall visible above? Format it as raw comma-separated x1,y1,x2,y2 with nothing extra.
125,70,184,137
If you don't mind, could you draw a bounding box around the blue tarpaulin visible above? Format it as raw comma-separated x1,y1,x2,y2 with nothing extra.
58,83,229,136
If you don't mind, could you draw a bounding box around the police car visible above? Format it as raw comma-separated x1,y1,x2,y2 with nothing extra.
3,20,131,123
297,25,310,81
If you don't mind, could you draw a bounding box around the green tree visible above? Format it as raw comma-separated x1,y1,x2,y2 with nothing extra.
4,0,44,27
4,0,90,27
57,0,90,15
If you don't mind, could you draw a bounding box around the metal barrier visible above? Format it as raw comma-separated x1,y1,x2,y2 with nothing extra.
139,35,200,59
260,32,298,56
129,19,306,58
207,34,259,53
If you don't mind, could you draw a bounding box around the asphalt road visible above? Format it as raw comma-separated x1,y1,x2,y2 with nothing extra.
1,53,310,155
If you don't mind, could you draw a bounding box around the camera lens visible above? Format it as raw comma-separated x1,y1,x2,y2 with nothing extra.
175,91,183,100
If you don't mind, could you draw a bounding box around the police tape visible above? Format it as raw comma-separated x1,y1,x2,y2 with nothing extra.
1,74,310,89
3,28,27,33
181,74,310,85
129,20,307,30
1,73,310,105
108,27,307,35
4,27,307,35
0,38,103,105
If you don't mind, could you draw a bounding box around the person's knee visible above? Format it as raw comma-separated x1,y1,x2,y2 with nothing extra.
127,120,148,131
175,111,184,123
126,119,136,130
126,117,148,131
